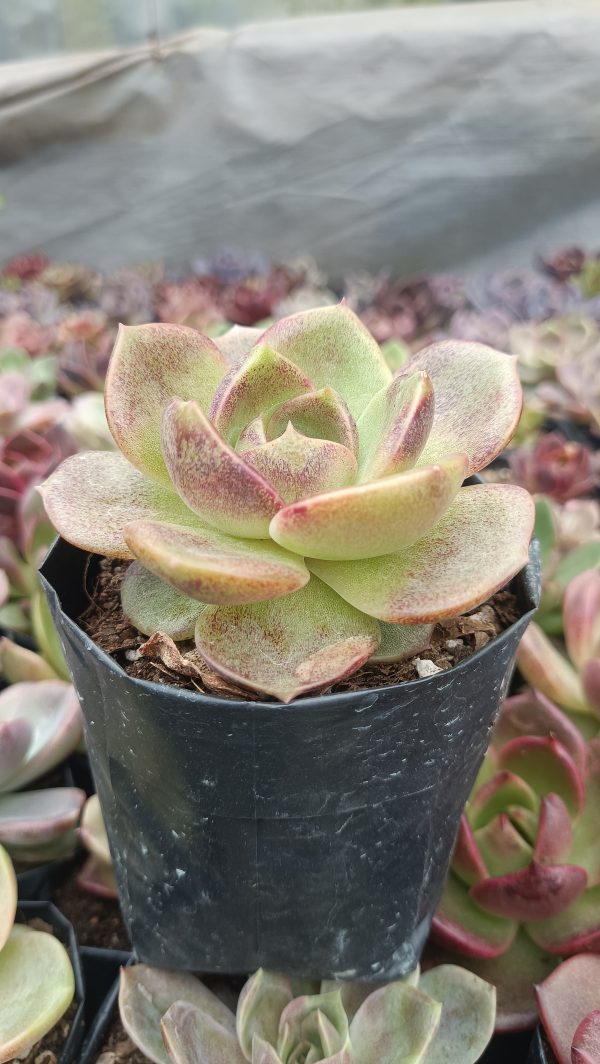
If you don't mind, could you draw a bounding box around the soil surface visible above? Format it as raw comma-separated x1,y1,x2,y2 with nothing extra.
80,557,520,701
17,1001,79,1064
53,864,130,950
95,1015,148,1064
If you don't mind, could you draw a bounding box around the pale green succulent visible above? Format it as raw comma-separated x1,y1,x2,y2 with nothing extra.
42,305,533,701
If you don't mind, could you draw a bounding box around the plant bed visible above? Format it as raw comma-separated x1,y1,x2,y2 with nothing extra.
53,857,131,951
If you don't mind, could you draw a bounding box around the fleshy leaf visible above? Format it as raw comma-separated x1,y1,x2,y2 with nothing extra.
215,325,263,364
237,970,293,1061
572,1010,600,1064
0,924,74,1062
260,304,392,419
237,417,268,452
356,371,434,481
194,578,380,702
493,693,588,776
79,794,111,866
162,1001,246,1064
533,795,573,864
271,454,467,562
161,398,284,538
105,323,227,482
308,485,533,622
243,424,357,504
497,736,585,815
452,816,489,887
0,681,82,793
535,956,600,1064
0,638,57,683
468,771,538,830
320,968,420,1025
516,622,589,714
40,452,204,559
252,1037,283,1064
401,340,522,476
568,746,600,886
431,873,517,958
418,965,496,1064
563,569,600,670
469,861,587,921
0,788,85,852
119,965,236,1064
210,343,313,446
0,843,16,952
582,659,600,718
474,814,532,877
349,982,441,1064
124,521,309,606
77,855,119,899
121,562,204,639
526,884,600,954
370,622,434,663
277,991,350,1061
267,387,358,455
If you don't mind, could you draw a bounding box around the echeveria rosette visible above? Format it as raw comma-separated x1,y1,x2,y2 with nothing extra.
118,962,496,1064
41,306,533,702
431,694,600,1032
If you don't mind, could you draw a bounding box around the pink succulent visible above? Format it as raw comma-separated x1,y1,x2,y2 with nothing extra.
0,312,53,356
508,432,598,503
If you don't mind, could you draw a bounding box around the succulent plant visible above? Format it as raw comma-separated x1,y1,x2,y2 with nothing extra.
0,842,75,1063
574,256,600,299
538,248,587,284
41,306,533,702
118,962,495,1064
507,432,598,504
77,794,118,898
535,954,600,1064
517,568,600,728
431,693,600,1030
533,498,600,635
508,314,599,386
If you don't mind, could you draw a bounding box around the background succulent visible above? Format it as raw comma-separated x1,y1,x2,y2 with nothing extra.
533,498,600,635
118,962,495,1064
77,793,118,898
42,305,533,701
0,842,75,1063
535,954,600,1064
507,433,599,504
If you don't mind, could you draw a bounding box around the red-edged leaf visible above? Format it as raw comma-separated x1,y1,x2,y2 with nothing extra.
468,771,538,831
431,873,517,959
535,956,600,1064
582,659,600,718
563,569,600,669
572,1010,600,1064
452,816,489,887
493,693,588,776
266,386,358,455
533,795,573,864
517,622,588,714
469,861,587,921
526,885,600,955
242,424,357,504
474,814,532,877
356,371,434,480
497,736,585,815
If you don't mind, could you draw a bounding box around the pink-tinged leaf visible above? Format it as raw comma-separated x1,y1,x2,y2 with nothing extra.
0,923,75,1062
161,398,284,538
564,569,600,669
0,718,31,789
0,843,17,952
0,681,82,793
533,795,573,864
468,770,538,830
498,736,585,815
40,452,204,559
370,621,434,663
0,788,85,848
215,325,263,364
243,424,357,504
400,340,523,476
452,816,489,887
418,965,496,1064
209,343,313,446
77,855,119,899
259,304,392,419
526,886,600,955
431,873,517,959
572,1010,600,1064
195,577,380,703
120,965,237,1064
278,990,350,1061
507,806,540,845
0,570,8,608
308,484,534,623
252,1037,283,1064
236,970,292,1061
494,693,588,776
469,861,587,921
0,638,57,683
121,562,203,639
105,323,227,483
349,982,441,1064
319,978,409,1026
271,453,467,562
267,387,358,456
517,622,589,714
79,795,111,865
161,1001,247,1064
582,660,600,718
237,417,268,452
535,956,600,1064
124,521,309,607
569,751,600,886
474,814,533,877
356,371,434,481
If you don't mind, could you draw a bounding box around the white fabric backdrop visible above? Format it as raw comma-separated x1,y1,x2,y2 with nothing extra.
1,1,599,276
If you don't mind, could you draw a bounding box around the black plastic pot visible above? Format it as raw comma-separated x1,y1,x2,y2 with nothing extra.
482,1030,535,1064
16,900,86,1064
17,856,75,901
527,1026,555,1063
41,537,540,978
79,953,133,1064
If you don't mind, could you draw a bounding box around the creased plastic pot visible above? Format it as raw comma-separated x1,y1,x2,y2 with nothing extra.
40,537,540,979
527,1027,555,1064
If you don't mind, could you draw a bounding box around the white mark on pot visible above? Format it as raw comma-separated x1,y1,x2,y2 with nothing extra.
171,829,181,839
201,778,216,788
175,868,185,878
140,844,148,855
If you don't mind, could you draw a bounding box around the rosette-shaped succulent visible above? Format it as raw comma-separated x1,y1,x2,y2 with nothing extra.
118,962,495,1064
534,498,600,635
431,695,600,1029
41,306,533,701
507,433,598,505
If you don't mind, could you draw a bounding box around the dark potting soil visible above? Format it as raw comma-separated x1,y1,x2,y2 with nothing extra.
17,1001,79,1064
79,558,520,702
94,1015,149,1064
53,866,130,951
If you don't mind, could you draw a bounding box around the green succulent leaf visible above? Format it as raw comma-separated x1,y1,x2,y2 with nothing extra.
370,622,433,664
266,387,358,455
516,622,589,714
356,371,434,481
277,990,350,1063
349,982,441,1064
105,323,227,483
0,638,57,683
533,497,557,569
473,815,532,877
497,736,585,815
237,970,293,1061
243,424,358,504
320,967,420,1025
124,521,309,606
121,562,204,639
162,1001,246,1064
308,485,534,623
0,843,16,951
525,884,600,954
215,325,263,364
0,788,84,858
0,924,74,1063
194,578,380,702
467,771,538,831
418,965,495,1064
431,872,518,958
0,681,82,793
563,569,600,670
